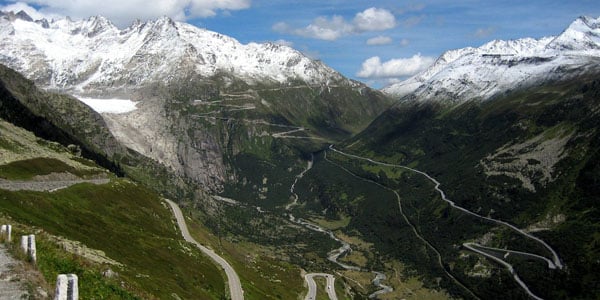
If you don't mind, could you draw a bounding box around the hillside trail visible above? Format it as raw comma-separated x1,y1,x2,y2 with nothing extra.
328,145,563,299
0,178,109,192
191,99,326,140
0,245,29,299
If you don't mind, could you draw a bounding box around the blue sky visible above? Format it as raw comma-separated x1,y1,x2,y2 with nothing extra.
1,0,599,88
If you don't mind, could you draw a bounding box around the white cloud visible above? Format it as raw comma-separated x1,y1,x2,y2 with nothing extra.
2,0,251,27
274,15,353,41
356,54,434,79
399,38,410,47
353,7,396,32
274,7,396,41
297,15,353,41
366,35,392,46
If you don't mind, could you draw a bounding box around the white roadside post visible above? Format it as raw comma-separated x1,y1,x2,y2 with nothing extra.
0,224,11,242
28,234,36,264
20,234,36,263
55,274,79,300
55,274,68,300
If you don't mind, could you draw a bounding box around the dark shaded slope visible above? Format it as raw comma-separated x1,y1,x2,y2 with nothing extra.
336,74,600,298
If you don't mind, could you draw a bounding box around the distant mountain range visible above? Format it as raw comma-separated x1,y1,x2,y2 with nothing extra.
383,16,600,103
0,10,353,95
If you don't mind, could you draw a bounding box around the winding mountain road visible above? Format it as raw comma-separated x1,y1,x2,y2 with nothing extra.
304,273,337,300
328,145,562,269
328,145,563,299
165,199,244,300
463,243,543,300
286,155,392,299
323,151,477,299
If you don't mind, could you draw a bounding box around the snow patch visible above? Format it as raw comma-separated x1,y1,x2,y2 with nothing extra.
76,97,138,114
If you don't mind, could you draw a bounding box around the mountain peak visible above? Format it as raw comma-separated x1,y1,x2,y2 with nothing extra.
383,16,600,101
15,10,33,22
81,15,118,37
0,14,348,94
156,16,177,27
546,15,600,51
0,9,33,22
575,15,600,29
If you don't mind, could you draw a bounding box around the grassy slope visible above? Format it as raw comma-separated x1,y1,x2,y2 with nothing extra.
0,181,227,299
0,118,227,299
185,210,307,300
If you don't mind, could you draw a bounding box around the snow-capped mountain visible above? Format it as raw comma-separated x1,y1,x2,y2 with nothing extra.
383,16,600,102
0,10,391,193
0,11,347,94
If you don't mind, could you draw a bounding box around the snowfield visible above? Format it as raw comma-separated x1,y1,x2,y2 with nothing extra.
76,97,138,114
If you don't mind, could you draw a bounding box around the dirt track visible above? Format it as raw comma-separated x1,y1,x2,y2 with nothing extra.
0,246,28,299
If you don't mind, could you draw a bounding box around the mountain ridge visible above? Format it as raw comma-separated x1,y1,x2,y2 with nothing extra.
383,16,600,102
0,11,353,95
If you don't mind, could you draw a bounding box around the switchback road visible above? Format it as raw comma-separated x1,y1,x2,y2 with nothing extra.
328,145,564,299
304,273,337,300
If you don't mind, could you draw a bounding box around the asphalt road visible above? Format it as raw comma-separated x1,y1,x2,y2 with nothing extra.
304,273,337,300
165,199,244,300
463,243,543,300
328,145,564,299
0,178,109,191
